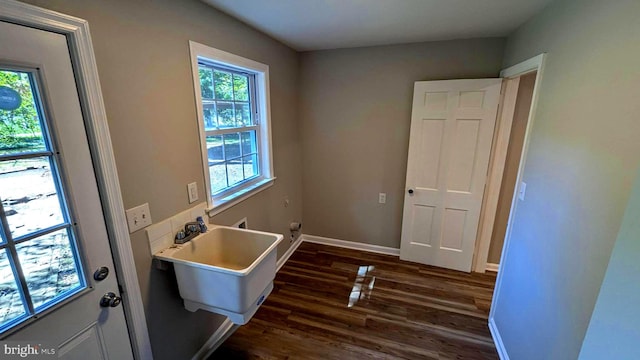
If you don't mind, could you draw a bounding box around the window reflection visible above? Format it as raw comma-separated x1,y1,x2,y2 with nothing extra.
347,265,376,308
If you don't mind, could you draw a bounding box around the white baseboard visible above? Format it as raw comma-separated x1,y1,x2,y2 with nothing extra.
302,234,400,256
489,317,509,360
192,318,238,360
277,233,303,272
486,263,500,272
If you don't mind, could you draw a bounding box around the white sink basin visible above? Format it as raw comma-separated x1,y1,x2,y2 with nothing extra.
154,225,283,324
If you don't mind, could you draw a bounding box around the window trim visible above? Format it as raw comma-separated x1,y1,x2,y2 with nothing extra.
189,41,275,215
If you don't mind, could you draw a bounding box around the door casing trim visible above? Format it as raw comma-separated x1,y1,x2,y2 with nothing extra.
473,54,546,273
487,54,546,360
472,77,519,273
0,1,152,358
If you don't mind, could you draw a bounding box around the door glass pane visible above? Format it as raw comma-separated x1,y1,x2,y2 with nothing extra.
232,74,249,101
198,67,214,100
227,158,243,186
0,157,66,239
15,228,82,310
216,102,235,128
243,154,258,179
0,69,46,155
0,249,27,329
0,66,87,333
213,70,233,100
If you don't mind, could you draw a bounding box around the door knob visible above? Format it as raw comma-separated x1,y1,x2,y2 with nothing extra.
100,292,122,307
408,189,414,194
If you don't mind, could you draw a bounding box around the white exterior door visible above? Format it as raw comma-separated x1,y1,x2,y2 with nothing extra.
400,79,502,272
0,21,133,359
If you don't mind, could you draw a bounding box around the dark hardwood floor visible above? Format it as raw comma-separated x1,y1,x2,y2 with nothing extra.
212,242,498,359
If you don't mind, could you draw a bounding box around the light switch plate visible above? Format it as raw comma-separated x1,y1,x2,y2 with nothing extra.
187,182,198,203
518,182,527,201
125,203,152,233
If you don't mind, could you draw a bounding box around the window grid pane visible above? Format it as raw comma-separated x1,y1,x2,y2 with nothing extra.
226,159,243,187
198,68,214,100
203,103,217,131
243,154,258,179
232,74,249,102
0,70,46,156
0,248,27,331
222,133,240,160
214,70,233,101
198,64,254,130
15,227,83,311
209,162,226,194
1,157,67,239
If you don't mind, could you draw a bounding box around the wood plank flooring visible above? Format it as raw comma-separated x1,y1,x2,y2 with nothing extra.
211,242,498,359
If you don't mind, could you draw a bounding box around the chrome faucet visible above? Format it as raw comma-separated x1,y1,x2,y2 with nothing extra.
185,222,200,235
175,222,201,244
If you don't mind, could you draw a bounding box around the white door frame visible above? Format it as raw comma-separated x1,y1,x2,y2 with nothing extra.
486,54,546,359
472,54,546,273
0,1,152,359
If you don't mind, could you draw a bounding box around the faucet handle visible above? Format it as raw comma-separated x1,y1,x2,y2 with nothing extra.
175,230,186,241
196,216,207,233
185,222,199,235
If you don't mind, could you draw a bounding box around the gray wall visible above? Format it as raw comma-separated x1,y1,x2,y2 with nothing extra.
579,169,640,359
299,39,505,248
19,0,302,359
493,0,640,358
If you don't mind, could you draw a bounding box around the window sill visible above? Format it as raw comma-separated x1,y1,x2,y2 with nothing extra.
206,177,276,217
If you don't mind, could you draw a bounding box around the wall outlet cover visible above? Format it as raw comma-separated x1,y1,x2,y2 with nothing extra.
126,203,152,233
518,181,527,201
188,182,198,203
379,193,387,204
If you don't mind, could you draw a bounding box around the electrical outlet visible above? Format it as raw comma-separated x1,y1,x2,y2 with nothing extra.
379,193,387,204
125,203,152,233
187,182,198,203
518,181,527,201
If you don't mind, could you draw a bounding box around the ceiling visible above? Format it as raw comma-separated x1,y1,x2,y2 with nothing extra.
202,0,554,51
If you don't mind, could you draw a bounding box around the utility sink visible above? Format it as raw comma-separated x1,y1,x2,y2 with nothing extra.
154,226,283,324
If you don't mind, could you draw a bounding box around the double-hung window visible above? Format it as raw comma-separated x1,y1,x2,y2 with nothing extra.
189,42,274,215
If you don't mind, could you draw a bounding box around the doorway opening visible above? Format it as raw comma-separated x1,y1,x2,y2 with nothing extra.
486,72,537,267
473,54,546,273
